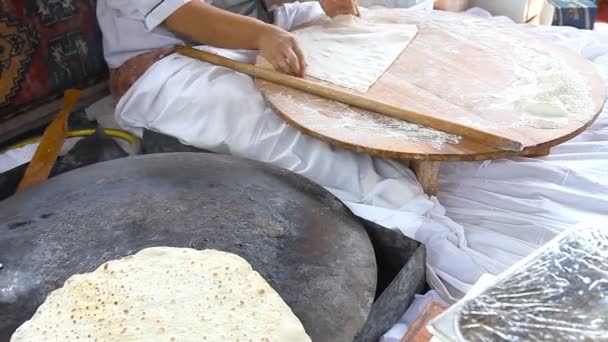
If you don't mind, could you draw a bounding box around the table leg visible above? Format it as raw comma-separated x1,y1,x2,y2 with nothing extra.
410,160,441,196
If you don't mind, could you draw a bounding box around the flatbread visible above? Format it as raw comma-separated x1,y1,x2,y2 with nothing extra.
293,15,417,93
11,247,311,342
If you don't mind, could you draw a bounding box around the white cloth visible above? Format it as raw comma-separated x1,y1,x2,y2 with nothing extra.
381,8,608,339
0,138,82,173
436,9,608,280
99,3,608,304
85,96,125,131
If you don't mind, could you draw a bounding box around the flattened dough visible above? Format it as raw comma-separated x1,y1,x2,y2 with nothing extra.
293,15,417,92
11,247,311,342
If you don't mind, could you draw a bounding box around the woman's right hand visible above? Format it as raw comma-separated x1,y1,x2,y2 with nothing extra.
257,25,306,77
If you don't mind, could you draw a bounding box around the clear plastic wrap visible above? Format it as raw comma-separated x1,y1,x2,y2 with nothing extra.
430,223,608,341
458,225,608,341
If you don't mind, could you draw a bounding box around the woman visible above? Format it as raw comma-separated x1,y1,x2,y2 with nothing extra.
96,0,484,301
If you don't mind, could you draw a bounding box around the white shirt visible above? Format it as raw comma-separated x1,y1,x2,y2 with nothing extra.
97,0,322,69
97,0,194,68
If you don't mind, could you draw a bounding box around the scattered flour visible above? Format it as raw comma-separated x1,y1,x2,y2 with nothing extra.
364,9,597,130
270,92,460,149
492,45,595,129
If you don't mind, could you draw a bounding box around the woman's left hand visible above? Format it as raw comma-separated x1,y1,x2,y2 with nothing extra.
321,0,359,18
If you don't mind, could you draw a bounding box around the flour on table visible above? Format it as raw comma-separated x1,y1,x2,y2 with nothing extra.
359,9,597,130
495,45,595,129
293,15,417,93
11,247,311,342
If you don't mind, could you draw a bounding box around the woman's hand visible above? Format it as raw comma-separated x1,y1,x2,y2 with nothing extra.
257,25,306,77
321,0,359,17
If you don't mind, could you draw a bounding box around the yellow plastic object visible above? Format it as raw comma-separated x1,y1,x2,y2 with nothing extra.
3,129,140,155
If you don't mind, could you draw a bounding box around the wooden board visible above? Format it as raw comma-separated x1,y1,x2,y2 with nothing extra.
256,10,606,161
17,89,81,192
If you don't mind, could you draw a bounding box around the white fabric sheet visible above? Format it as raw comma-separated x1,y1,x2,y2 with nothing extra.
0,138,82,174
94,2,608,311
436,9,608,291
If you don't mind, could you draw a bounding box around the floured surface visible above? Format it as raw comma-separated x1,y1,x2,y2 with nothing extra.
265,91,460,150
448,28,596,129
390,10,599,130
257,10,605,160
11,247,311,342
293,15,417,92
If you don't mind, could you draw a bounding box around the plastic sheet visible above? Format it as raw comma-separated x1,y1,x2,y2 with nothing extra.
455,224,608,341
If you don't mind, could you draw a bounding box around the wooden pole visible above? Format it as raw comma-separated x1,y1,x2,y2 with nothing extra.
177,46,524,152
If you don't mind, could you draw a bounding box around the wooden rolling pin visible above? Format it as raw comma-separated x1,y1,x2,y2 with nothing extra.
176,46,524,152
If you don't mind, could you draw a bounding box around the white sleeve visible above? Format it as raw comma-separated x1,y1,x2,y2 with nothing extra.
106,0,192,31
272,1,326,31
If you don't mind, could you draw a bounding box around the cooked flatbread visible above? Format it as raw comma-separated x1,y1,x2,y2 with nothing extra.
11,247,311,342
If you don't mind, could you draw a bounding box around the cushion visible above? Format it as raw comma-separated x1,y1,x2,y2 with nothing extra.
0,0,107,143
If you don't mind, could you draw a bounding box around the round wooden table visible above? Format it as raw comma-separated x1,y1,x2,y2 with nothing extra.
256,9,605,194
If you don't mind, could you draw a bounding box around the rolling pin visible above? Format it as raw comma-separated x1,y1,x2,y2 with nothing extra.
176,46,524,152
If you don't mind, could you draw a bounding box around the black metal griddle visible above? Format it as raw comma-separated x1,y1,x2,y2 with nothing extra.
0,153,377,342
